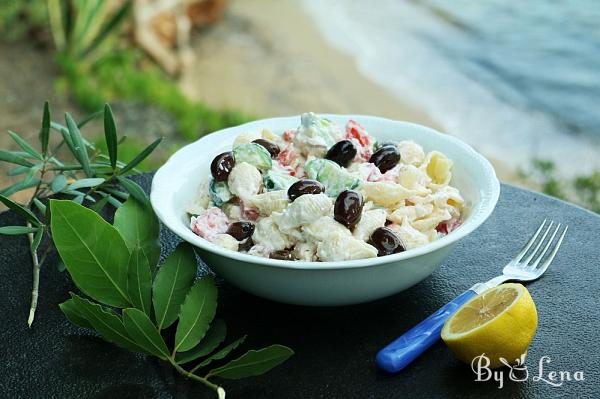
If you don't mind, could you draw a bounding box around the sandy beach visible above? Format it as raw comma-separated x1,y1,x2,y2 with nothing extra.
179,0,516,181
180,0,438,127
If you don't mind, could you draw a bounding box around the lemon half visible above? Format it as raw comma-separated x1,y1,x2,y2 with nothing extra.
441,283,538,368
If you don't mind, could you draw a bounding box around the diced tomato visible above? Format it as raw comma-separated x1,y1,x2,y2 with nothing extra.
346,120,373,148
277,145,297,167
283,130,296,142
435,222,448,234
435,219,462,235
191,207,229,241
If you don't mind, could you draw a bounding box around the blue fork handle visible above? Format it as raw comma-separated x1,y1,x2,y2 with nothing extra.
376,290,477,373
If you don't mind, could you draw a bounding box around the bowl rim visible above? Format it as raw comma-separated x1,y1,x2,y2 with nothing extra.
151,114,500,270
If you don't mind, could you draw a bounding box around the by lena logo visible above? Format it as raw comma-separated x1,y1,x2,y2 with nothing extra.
471,353,585,389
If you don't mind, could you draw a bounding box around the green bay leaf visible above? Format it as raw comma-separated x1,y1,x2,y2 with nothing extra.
59,298,92,329
176,319,226,364
50,200,131,308
127,248,152,316
114,198,160,270
191,335,247,372
69,293,146,353
152,243,197,330
207,345,294,380
122,308,169,359
174,277,217,353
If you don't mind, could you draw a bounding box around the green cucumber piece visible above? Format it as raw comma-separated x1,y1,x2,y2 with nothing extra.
264,170,298,191
209,179,233,206
233,143,272,171
304,158,360,196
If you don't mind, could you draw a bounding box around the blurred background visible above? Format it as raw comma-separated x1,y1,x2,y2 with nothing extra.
1,0,599,213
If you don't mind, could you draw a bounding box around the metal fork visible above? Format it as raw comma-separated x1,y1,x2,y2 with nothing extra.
376,220,568,373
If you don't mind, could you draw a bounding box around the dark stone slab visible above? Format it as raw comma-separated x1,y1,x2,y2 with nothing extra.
1,174,599,398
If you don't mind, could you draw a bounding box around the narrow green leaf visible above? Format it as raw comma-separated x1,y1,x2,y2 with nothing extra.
207,345,294,380
0,150,34,167
104,104,118,169
51,175,68,193
32,198,47,214
152,243,197,330
67,177,105,191
7,165,31,176
59,298,92,329
8,131,42,160
0,194,40,225
114,197,160,270
176,319,226,364
80,0,132,58
49,164,82,171
0,178,41,197
0,226,39,235
50,200,131,307
65,112,92,177
122,308,169,359
175,277,217,353
77,109,102,129
192,336,247,371
40,101,50,155
119,137,163,175
90,195,110,213
51,122,77,155
69,294,146,353
116,176,148,205
127,248,152,316
31,228,44,252
105,194,123,208
103,187,129,200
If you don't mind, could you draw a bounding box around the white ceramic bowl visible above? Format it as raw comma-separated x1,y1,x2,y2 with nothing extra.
151,115,500,306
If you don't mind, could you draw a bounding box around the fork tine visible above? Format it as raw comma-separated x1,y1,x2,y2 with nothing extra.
522,221,554,266
513,219,547,263
529,223,561,269
536,226,568,275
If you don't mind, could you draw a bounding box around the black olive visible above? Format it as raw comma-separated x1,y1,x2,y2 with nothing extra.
325,140,357,167
287,179,325,202
377,141,397,150
269,249,295,261
252,139,281,158
368,227,405,256
210,151,235,181
226,221,255,241
369,145,400,173
334,190,363,230
238,237,254,252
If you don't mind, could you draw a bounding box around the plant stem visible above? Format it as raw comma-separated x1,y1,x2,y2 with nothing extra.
169,358,221,393
26,159,48,327
26,221,41,328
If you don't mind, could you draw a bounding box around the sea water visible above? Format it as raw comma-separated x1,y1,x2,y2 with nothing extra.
302,0,600,177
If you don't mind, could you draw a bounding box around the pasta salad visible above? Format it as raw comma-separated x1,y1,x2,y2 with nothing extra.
187,113,464,262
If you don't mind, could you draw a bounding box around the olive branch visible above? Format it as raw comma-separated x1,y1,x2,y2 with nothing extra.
0,101,162,327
